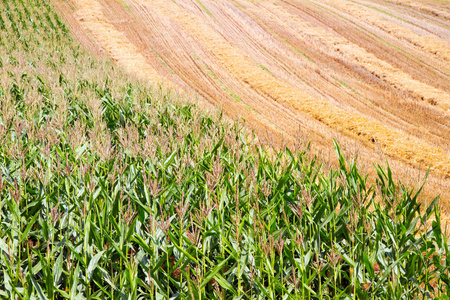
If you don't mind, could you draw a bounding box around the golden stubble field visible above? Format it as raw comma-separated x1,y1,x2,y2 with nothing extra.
54,0,450,212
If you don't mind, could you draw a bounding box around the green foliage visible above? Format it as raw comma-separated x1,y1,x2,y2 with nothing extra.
0,1,448,299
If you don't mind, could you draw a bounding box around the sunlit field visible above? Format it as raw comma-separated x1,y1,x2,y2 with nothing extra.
57,0,450,205
0,0,449,299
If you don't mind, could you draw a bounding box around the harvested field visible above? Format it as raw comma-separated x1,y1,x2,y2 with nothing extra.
54,0,450,206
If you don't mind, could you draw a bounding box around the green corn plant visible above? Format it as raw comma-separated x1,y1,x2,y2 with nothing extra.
0,0,449,299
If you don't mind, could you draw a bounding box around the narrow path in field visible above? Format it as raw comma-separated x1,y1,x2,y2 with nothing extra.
54,0,450,204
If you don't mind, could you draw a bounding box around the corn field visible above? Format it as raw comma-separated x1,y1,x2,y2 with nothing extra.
0,1,449,299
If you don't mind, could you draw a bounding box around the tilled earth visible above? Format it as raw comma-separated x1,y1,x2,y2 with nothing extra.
54,0,450,208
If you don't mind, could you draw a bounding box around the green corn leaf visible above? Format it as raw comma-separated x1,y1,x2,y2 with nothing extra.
0,238,9,255
29,274,47,300
87,250,105,282
53,251,64,286
163,151,177,168
200,256,231,289
103,232,127,261
214,273,237,295
70,264,80,299
84,214,91,253
19,210,39,243
4,271,12,294
363,253,374,279
334,244,354,267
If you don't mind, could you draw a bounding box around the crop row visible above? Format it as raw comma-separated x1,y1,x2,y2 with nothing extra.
0,1,449,299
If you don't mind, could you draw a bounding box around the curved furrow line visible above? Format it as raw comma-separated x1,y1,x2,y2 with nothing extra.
69,0,166,85
384,0,450,22
293,0,450,89
118,0,319,143
58,0,450,192
238,0,450,149
353,0,450,39
322,0,450,65
280,0,450,106
229,1,413,119
239,0,450,145
302,0,450,84
189,0,343,105
211,0,406,130
120,0,450,175
98,1,188,87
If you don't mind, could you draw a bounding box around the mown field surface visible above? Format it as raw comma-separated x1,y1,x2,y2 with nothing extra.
1,0,450,299
54,0,450,209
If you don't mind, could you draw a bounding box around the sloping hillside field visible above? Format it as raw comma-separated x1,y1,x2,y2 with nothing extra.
1,0,450,298
55,0,450,203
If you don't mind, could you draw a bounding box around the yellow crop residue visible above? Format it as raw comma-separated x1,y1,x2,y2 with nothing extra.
61,0,450,182
317,0,450,64
71,0,166,84
129,0,450,175
256,0,450,109
384,0,450,21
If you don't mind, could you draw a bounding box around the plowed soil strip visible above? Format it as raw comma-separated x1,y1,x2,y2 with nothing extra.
57,0,450,181
236,0,450,143
384,0,450,22
322,0,450,64
70,0,165,84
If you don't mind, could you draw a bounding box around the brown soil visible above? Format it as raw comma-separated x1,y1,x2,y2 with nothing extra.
53,0,450,216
